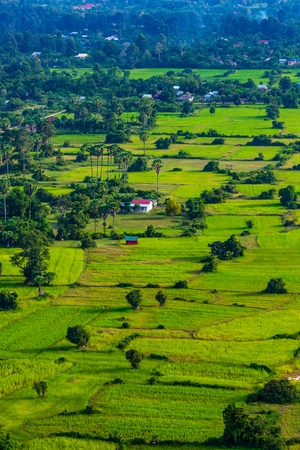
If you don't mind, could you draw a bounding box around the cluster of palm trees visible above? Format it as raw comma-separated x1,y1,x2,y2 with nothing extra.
86,144,133,183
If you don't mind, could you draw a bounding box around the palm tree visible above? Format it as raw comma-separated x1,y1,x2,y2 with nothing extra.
1,144,13,177
151,158,163,194
0,178,10,223
87,146,95,179
24,182,37,220
108,200,120,230
119,151,133,183
138,97,155,129
139,130,149,156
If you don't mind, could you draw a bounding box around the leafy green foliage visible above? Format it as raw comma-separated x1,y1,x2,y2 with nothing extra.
165,198,181,216
66,325,90,348
33,381,48,398
125,349,144,369
202,255,219,272
126,290,142,310
222,403,285,449
264,278,287,294
155,290,167,306
10,230,53,285
247,379,298,404
0,290,18,311
279,185,297,209
209,235,245,260
203,161,220,172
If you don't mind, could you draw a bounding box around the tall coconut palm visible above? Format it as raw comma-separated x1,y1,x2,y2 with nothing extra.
139,129,149,156
138,97,155,129
151,158,164,194
24,182,37,220
0,178,10,223
1,144,14,177
108,199,121,230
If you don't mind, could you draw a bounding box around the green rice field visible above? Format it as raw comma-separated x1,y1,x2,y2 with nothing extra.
3,70,300,449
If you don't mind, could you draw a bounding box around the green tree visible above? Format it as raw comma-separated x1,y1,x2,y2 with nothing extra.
24,182,37,220
139,130,149,156
0,290,18,310
151,158,163,193
279,185,297,208
202,254,219,272
33,381,48,398
10,230,53,285
266,104,280,120
66,325,90,348
203,161,219,172
264,278,287,294
155,290,167,306
0,178,10,223
209,235,245,260
126,290,142,310
248,378,297,404
222,403,285,449
125,349,144,369
165,198,181,216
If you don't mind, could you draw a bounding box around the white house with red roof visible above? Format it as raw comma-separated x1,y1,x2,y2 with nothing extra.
121,199,157,213
130,199,156,213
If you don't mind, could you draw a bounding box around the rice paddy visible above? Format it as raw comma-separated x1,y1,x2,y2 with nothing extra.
3,69,300,448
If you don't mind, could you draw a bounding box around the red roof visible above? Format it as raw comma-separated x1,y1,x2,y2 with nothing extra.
131,199,152,205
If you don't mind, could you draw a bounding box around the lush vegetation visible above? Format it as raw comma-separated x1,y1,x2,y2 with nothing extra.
2,23,300,446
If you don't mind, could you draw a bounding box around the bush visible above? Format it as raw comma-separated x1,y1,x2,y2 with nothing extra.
66,325,90,348
0,290,18,310
145,283,160,288
209,235,245,260
126,289,142,309
173,280,188,288
247,378,298,404
203,161,220,172
264,278,287,294
202,255,219,272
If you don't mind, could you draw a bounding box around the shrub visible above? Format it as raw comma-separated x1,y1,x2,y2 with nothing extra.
174,280,188,288
155,290,167,306
125,349,144,369
209,235,245,260
145,283,160,288
264,278,287,294
247,378,298,404
126,290,142,309
202,255,219,272
66,325,90,348
203,161,220,172
0,290,18,310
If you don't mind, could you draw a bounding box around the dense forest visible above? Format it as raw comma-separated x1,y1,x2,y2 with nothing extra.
0,0,300,68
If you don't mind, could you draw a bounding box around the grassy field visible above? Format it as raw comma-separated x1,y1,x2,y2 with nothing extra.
4,74,300,449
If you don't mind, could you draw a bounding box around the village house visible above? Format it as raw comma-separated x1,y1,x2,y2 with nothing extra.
257,84,268,92
121,199,157,213
74,53,89,60
204,91,219,102
178,92,194,102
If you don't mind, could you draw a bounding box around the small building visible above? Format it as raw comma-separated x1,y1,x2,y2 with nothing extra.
178,92,194,102
74,53,89,59
204,91,219,102
105,35,119,41
125,236,139,245
130,199,156,213
257,84,268,92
